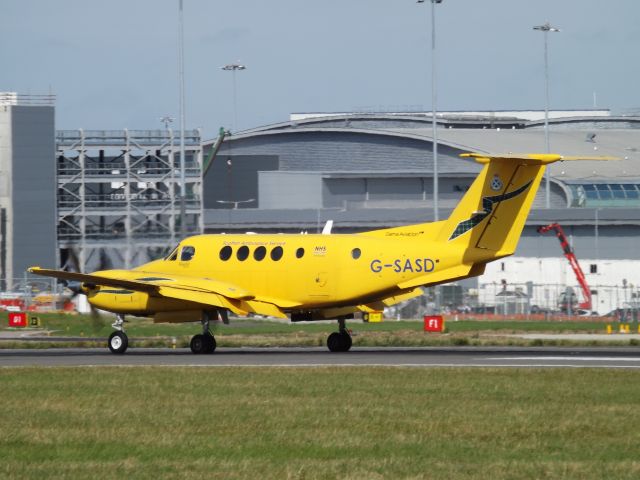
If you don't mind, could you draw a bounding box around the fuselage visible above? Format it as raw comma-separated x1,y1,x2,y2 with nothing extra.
86,232,471,316
139,233,463,306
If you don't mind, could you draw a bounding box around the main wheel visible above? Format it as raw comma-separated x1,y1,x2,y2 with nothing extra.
190,334,205,354
327,332,352,352
327,332,341,352
202,333,217,354
108,331,128,354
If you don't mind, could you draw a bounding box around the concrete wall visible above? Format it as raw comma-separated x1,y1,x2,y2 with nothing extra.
0,107,12,287
203,154,278,209
322,178,366,208
517,224,640,260
2,106,56,285
259,171,322,209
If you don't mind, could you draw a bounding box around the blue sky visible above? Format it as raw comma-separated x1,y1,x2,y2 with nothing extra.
2,0,638,138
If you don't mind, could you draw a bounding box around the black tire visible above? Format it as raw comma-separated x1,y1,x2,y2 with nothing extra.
340,332,353,352
108,331,128,354
190,334,205,354
327,332,341,352
328,331,352,352
203,333,217,354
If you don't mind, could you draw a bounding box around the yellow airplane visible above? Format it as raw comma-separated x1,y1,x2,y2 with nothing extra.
29,153,612,354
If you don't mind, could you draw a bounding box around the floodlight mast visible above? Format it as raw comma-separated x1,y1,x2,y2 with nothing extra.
417,0,443,221
221,63,246,132
533,21,560,209
160,116,174,130
178,0,187,238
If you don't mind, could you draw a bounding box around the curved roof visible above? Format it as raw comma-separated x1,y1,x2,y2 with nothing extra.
204,114,640,182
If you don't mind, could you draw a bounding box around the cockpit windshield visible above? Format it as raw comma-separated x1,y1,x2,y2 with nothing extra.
165,245,179,261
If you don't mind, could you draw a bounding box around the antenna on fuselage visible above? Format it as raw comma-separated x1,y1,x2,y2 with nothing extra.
322,220,334,235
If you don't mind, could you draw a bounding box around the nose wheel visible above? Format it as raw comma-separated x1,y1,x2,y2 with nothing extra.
108,330,129,354
108,314,128,354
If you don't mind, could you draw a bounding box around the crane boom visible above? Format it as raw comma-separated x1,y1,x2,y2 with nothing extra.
537,222,592,311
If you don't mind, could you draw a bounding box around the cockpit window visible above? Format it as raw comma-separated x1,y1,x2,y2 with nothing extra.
180,246,195,261
165,245,179,261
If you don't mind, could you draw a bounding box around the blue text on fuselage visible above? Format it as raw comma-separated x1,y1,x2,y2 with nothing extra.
370,258,435,274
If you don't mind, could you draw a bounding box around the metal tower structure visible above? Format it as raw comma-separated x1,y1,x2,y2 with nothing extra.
56,129,203,273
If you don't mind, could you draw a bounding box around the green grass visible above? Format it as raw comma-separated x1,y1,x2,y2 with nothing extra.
1,367,640,479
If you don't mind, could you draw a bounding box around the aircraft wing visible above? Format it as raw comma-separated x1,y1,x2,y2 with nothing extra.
28,267,294,318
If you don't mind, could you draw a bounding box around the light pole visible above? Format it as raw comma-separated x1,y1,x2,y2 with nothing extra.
418,0,442,221
160,115,174,130
221,62,246,132
533,21,560,209
178,0,187,238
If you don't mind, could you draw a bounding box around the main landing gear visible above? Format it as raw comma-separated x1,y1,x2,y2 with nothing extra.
190,311,217,354
327,317,352,352
108,314,129,354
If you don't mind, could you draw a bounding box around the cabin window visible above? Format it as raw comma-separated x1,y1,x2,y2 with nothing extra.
166,246,179,261
219,246,232,261
351,248,361,260
271,246,284,261
237,246,249,261
181,246,195,261
296,247,305,259
254,246,267,261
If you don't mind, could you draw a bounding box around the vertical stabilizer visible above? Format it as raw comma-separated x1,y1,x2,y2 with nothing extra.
437,154,556,256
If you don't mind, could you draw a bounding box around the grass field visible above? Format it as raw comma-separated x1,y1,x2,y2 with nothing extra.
0,311,635,349
1,366,640,479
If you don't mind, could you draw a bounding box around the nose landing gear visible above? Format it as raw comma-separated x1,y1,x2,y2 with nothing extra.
108,314,129,354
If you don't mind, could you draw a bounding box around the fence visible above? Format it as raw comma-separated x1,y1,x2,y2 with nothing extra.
0,277,74,313
478,282,639,317
386,282,640,320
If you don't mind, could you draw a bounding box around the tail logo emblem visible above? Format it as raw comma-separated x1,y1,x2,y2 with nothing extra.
490,175,503,191
449,181,532,241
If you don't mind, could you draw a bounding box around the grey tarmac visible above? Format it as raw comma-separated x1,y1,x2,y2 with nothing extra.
3,346,640,368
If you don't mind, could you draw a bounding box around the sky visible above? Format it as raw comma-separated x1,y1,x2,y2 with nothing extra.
2,0,639,139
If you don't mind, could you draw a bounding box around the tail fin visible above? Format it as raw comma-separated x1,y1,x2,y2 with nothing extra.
438,153,615,257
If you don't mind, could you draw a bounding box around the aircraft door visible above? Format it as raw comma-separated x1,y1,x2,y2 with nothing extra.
309,271,328,299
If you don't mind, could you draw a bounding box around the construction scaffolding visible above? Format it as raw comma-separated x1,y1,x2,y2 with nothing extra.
56,129,203,272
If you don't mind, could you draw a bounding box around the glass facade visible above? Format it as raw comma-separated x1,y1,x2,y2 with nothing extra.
570,183,640,207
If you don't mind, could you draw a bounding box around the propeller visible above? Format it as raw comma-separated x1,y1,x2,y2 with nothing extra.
59,247,108,329
59,248,83,300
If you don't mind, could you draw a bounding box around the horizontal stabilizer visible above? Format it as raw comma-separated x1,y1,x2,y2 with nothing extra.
461,153,619,164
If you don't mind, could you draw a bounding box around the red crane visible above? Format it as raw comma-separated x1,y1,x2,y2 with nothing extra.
537,223,592,312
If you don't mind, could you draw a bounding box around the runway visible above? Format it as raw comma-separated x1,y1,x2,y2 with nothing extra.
3,346,640,368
